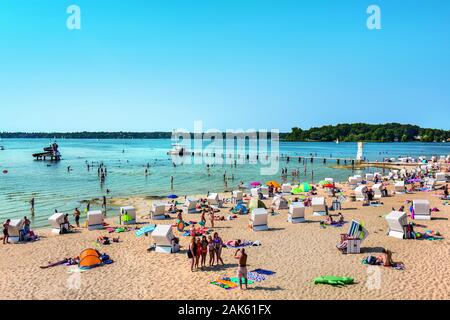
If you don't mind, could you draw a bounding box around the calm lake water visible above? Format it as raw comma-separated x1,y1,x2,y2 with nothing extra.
1,139,449,227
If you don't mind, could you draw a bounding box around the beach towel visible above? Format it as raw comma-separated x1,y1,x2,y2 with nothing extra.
251,269,276,276
210,280,238,290
225,277,255,285
135,224,156,237
247,272,266,282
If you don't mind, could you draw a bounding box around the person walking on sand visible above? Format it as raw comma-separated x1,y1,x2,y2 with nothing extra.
102,196,107,210
3,219,10,244
74,207,81,228
209,210,215,229
235,248,248,290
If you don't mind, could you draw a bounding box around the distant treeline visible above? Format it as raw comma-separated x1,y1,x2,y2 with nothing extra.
284,123,450,142
2,124,449,142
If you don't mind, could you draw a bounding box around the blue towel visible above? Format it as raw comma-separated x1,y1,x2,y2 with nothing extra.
135,224,156,237
251,268,276,276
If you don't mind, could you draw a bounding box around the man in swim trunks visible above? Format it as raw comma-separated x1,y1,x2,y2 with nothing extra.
235,248,248,290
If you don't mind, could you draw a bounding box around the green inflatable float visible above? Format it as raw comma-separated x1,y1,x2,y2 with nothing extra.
314,276,354,286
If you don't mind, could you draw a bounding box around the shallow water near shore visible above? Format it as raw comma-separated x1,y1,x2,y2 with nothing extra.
0,139,449,227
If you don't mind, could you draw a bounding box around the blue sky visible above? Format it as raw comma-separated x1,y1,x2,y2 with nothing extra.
0,0,449,132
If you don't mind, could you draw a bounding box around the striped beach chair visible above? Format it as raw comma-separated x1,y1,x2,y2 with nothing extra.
336,220,368,254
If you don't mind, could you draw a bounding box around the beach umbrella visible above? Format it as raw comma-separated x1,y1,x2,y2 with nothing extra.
266,181,280,188
167,194,178,199
291,187,303,195
298,182,312,192
250,181,261,187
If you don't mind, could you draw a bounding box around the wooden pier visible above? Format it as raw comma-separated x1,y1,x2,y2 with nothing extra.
32,143,62,162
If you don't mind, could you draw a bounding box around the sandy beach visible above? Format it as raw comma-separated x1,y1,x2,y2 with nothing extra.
0,181,449,300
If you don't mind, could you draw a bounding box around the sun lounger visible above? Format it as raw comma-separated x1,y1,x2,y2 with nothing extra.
87,210,104,230
365,173,374,181
288,203,305,223
354,175,362,183
250,208,268,231
385,211,408,239
119,206,136,225
413,199,431,220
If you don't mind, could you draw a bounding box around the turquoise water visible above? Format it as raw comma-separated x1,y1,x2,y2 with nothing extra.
1,139,449,227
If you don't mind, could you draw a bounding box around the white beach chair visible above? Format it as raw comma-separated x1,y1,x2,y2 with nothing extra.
151,224,177,253
281,183,292,194
250,187,260,198
348,177,358,186
87,210,104,230
385,211,408,239
436,172,446,183
354,185,368,201
271,195,288,210
425,178,435,191
394,181,406,194
250,208,268,231
288,203,305,223
324,178,334,183
372,183,383,199
7,219,24,243
151,203,167,220
312,197,327,216
354,175,362,183
48,212,67,234
413,199,431,220
365,173,374,181
184,198,198,214
119,206,136,225
232,190,243,204
336,220,369,254
207,193,222,207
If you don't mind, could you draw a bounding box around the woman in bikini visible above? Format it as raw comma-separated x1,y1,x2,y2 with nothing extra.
376,249,394,266
200,235,208,268
195,237,202,269
213,232,224,266
207,236,216,267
